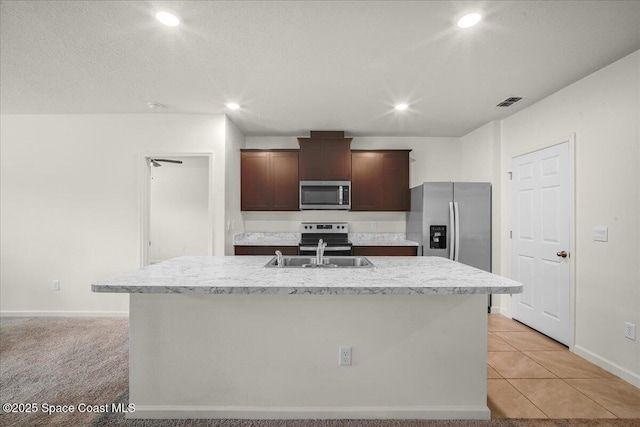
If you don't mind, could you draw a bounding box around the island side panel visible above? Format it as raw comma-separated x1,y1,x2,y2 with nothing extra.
129,293,489,420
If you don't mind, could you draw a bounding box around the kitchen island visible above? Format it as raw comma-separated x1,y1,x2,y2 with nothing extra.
92,256,522,420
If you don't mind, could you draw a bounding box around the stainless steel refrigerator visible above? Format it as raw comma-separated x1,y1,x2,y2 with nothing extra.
406,182,491,272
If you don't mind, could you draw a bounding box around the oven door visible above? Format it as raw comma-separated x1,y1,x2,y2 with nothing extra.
299,181,350,210
299,245,353,256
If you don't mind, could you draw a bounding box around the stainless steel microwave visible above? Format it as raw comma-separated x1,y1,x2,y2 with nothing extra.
299,181,350,210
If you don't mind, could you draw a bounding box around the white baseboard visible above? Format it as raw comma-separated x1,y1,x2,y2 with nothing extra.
489,306,510,317
127,405,491,420
0,311,129,318
573,344,640,388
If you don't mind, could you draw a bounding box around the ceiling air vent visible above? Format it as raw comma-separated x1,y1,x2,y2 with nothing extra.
496,97,523,107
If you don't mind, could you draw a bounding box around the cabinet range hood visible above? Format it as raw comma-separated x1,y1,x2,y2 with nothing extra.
297,131,352,210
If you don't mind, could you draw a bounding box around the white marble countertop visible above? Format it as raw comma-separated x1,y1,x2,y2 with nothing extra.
233,232,418,247
92,256,522,295
233,232,300,246
349,233,419,246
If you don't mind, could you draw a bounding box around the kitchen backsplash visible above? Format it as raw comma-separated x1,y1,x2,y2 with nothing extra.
242,211,406,233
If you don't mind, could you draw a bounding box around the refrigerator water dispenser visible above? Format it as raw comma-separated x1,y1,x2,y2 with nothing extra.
430,225,447,249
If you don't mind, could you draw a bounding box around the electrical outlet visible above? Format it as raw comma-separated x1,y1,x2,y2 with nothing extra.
624,322,636,341
53,280,60,291
339,346,352,366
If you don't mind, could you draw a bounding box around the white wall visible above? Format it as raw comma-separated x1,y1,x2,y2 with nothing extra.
497,50,640,385
0,114,227,315
150,157,210,263
224,118,246,254
460,121,503,307
243,136,461,233
460,122,496,182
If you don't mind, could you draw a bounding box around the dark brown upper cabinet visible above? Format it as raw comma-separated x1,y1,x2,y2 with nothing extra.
241,150,299,211
351,150,411,211
298,131,352,180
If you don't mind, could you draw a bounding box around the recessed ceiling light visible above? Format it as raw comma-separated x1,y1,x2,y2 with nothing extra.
394,104,409,111
225,103,241,110
154,9,180,27
457,13,482,28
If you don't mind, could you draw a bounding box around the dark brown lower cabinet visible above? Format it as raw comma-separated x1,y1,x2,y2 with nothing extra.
236,246,416,256
234,246,298,256
353,246,417,256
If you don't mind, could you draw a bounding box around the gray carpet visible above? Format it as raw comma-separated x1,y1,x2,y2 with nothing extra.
0,317,128,427
1,317,637,427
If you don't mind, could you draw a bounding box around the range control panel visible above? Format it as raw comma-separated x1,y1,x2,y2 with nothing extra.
430,225,447,249
301,222,349,233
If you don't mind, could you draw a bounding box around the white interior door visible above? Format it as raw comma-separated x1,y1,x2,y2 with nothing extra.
511,142,570,345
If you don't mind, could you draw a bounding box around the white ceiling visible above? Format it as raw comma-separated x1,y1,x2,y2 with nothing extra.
1,1,639,137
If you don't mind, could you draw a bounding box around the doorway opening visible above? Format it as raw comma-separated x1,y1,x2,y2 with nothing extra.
140,154,214,266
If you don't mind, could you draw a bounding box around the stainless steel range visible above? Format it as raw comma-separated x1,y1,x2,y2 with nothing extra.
298,222,352,256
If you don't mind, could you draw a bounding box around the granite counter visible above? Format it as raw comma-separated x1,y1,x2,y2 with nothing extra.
232,232,419,247
92,255,521,295
93,256,522,421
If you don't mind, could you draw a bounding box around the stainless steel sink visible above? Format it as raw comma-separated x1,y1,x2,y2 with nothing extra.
265,256,375,268
326,256,374,267
268,257,315,267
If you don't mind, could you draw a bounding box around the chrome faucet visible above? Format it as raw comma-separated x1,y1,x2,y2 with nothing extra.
316,239,327,265
275,250,283,267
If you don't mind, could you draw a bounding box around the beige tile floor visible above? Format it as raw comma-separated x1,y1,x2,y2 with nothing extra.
487,314,640,419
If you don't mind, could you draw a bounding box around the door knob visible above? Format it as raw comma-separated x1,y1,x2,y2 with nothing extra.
556,251,568,258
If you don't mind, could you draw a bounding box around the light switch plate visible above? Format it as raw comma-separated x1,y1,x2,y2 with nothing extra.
593,226,608,242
